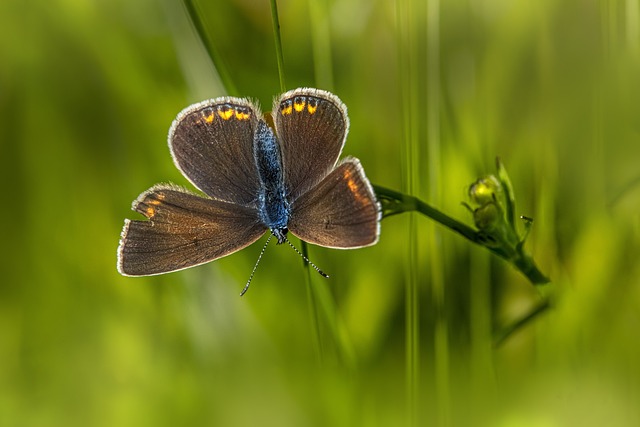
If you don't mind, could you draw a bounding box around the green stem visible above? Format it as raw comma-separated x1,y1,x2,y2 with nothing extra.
396,0,420,421
493,298,552,346
373,184,550,286
270,0,286,92
182,0,239,96
374,185,478,241
301,241,324,362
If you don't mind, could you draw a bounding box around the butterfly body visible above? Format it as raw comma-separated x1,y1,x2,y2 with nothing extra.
253,120,290,243
118,88,380,277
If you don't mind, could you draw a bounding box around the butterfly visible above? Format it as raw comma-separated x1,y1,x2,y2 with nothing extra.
117,88,380,292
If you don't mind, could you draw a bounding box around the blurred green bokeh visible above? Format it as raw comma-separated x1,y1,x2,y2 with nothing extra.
1,0,639,425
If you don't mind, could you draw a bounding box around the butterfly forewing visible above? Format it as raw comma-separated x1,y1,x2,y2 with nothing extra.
169,98,262,206
273,88,348,202
117,184,266,276
288,158,380,248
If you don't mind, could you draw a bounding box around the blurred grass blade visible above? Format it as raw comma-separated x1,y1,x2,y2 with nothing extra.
182,0,238,96
496,157,516,228
270,0,286,92
308,0,334,89
494,298,552,346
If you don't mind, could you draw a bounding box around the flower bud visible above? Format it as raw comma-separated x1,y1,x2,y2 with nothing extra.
473,201,502,231
469,175,502,206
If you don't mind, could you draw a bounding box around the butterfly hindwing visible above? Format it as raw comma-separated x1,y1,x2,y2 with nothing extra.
117,184,266,276
288,158,380,248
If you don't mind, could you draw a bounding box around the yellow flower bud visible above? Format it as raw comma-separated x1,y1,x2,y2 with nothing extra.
469,175,502,206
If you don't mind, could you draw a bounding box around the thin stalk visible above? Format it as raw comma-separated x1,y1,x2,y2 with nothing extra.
300,239,356,368
308,0,334,89
270,0,286,92
300,242,324,362
426,0,450,425
374,184,550,285
608,174,640,207
270,0,347,366
182,0,238,96
374,183,551,342
396,0,419,424
375,185,477,239
270,0,316,359
469,250,494,408
493,299,551,346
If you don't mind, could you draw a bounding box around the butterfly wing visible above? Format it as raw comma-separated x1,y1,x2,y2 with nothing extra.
169,97,262,206
272,88,348,202
288,158,380,248
117,184,267,276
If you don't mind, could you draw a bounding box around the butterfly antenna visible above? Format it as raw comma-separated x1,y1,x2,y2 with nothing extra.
284,237,329,278
241,234,273,297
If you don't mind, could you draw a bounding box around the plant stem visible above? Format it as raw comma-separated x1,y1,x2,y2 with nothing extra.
269,0,287,92
396,0,420,422
373,184,550,286
182,0,239,96
493,298,552,346
375,185,478,240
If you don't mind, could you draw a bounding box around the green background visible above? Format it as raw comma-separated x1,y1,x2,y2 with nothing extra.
2,0,639,425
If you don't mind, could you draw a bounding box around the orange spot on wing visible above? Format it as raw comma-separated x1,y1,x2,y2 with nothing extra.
148,193,165,206
294,100,306,112
281,103,293,115
307,103,317,114
235,110,250,120
203,113,215,123
343,169,362,202
144,193,165,217
217,108,234,120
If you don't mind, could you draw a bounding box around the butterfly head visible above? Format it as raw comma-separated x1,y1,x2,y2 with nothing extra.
271,227,288,245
